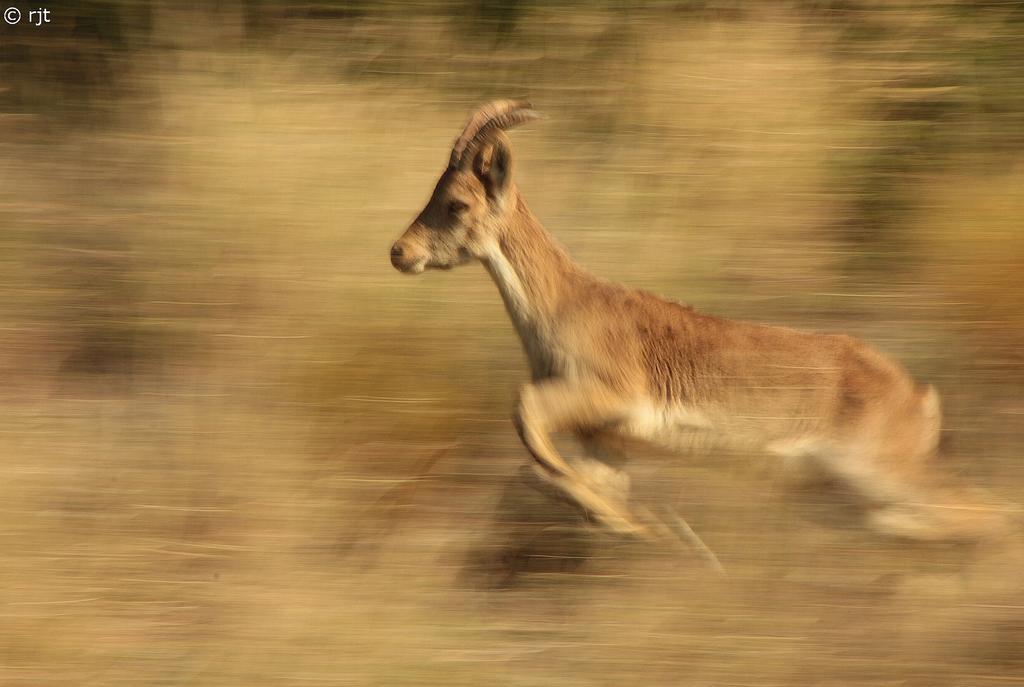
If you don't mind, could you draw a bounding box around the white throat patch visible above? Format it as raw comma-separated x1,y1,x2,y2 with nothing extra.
482,238,531,322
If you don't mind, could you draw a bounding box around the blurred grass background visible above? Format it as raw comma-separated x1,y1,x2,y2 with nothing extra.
1,1,1024,685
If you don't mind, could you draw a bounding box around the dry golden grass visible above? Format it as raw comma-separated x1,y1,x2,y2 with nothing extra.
0,5,1023,685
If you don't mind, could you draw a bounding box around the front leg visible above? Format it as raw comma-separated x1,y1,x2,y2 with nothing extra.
513,380,645,536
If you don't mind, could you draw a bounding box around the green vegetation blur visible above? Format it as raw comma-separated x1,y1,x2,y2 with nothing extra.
1,2,1022,685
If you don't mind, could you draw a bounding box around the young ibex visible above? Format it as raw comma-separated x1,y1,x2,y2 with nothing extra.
390,99,1011,542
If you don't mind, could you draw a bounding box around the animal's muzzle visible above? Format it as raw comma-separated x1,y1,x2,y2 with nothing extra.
390,240,424,273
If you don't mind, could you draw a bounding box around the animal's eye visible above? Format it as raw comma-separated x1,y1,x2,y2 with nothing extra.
448,200,469,215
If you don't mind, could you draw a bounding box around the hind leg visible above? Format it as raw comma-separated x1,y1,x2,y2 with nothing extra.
815,443,1011,542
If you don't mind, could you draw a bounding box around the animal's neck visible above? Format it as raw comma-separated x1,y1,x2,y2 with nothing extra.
481,193,586,375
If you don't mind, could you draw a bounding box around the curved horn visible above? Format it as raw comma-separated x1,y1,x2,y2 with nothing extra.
449,99,541,169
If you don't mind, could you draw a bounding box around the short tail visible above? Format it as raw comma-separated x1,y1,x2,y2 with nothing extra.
919,384,941,423
915,383,943,457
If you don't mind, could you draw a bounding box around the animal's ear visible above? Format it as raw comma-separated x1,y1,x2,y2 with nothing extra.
473,136,512,202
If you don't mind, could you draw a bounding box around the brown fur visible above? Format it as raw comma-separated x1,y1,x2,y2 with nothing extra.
391,102,1014,541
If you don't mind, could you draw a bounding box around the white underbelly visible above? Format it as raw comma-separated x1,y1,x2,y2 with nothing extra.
621,400,819,455
623,401,717,451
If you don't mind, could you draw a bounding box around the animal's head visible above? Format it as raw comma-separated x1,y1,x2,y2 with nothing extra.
390,100,540,274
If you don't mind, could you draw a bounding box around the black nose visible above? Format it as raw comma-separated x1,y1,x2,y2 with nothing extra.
390,244,404,259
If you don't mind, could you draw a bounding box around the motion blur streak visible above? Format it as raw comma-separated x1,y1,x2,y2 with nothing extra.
0,2,1022,685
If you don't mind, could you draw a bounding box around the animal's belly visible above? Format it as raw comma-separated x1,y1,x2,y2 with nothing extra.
621,400,818,454
622,402,721,452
